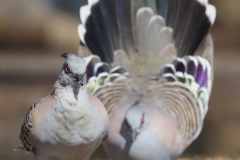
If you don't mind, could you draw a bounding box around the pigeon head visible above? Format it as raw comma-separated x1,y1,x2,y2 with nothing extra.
59,53,86,87
125,105,145,141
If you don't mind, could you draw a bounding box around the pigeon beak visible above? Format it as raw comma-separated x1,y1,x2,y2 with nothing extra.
74,74,84,86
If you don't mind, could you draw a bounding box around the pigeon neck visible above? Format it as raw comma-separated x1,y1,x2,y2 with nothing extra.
53,80,86,100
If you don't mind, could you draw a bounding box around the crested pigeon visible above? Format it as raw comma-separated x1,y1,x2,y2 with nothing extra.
78,0,216,159
18,53,109,160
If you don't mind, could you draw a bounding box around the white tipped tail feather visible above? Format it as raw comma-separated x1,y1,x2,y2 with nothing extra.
78,0,216,159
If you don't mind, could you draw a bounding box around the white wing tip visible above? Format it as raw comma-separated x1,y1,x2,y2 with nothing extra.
78,24,86,44
196,0,208,6
206,4,216,25
80,0,99,24
80,5,91,25
196,0,216,25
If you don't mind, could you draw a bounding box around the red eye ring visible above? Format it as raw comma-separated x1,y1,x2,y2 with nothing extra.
65,65,71,73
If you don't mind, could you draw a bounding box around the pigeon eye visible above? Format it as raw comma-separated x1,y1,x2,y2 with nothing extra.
65,65,71,73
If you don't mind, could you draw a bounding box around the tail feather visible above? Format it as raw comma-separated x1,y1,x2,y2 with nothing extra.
79,0,216,71
157,27,173,52
136,7,154,54
156,0,168,18
116,0,135,57
80,5,91,25
163,0,213,57
146,15,166,53
85,3,114,62
84,55,101,81
113,50,130,68
202,34,214,93
100,0,121,51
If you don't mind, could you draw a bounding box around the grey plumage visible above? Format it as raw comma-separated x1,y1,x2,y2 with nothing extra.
18,53,109,160
78,0,216,159
124,104,145,141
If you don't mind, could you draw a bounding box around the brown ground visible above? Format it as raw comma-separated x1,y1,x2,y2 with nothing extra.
0,0,240,160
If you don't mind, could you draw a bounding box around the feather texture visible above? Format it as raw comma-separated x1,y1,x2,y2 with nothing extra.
78,0,216,159
18,54,109,160
79,0,216,70
19,99,42,152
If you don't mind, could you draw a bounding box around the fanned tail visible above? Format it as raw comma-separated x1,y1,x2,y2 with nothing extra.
156,34,214,140
78,0,216,147
84,55,128,94
78,0,216,63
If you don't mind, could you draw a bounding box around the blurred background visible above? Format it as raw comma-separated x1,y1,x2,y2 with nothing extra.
0,0,239,159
